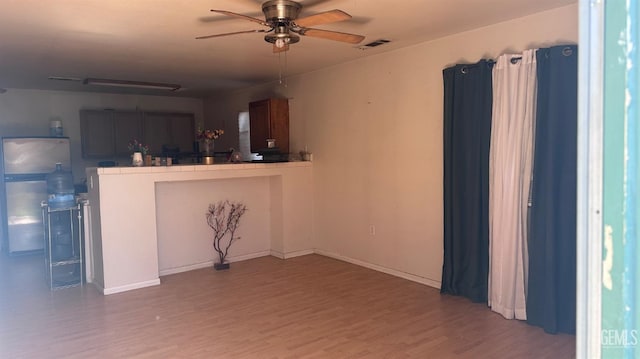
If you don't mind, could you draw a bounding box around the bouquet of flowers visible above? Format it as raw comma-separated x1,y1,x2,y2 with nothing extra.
128,139,149,155
196,128,224,141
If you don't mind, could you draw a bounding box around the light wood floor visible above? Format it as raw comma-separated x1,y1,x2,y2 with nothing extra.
0,254,575,358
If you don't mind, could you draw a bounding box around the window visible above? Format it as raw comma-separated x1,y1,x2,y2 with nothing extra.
238,111,261,161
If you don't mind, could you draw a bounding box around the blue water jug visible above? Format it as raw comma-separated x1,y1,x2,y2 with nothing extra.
47,163,75,209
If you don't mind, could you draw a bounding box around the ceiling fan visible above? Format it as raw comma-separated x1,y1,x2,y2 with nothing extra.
196,0,366,53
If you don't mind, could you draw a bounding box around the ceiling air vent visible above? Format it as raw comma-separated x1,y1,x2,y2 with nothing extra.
358,39,391,50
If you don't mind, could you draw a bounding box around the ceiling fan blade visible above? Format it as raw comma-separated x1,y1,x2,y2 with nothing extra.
196,29,268,40
299,28,365,44
294,9,351,27
273,44,290,53
210,9,269,27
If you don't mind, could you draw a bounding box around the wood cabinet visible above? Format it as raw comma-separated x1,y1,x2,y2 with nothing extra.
143,112,195,155
249,98,289,154
80,109,195,158
80,110,142,158
114,112,144,156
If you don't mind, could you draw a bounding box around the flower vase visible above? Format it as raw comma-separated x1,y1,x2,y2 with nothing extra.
203,139,214,165
203,139,215,155
132,152,143,167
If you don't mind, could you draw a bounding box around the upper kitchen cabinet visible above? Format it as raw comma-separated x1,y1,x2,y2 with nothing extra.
114,112,144,156
80,109,195,158
80,110,142,158
249,98,289,154
143,112,195,155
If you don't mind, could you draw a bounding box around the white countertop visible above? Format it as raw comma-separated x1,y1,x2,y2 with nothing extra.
93,161,312,175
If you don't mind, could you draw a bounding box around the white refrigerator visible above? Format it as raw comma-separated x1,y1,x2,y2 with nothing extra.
0,137,71,254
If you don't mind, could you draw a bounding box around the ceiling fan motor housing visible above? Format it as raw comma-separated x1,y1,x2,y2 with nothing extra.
262,0,302,24
262,1,302,46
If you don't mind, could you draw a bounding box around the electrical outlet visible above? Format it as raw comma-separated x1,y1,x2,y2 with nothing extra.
369,225,376,236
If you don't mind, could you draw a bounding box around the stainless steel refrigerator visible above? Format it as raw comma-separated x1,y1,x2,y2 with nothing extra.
1,137,71,254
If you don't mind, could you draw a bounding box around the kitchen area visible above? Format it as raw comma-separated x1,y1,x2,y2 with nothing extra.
0,92,311,295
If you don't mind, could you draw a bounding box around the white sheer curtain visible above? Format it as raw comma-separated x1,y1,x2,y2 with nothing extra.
488,50,537,320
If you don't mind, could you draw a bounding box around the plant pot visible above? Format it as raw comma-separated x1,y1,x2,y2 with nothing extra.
132,152,143,166
214,262,230,270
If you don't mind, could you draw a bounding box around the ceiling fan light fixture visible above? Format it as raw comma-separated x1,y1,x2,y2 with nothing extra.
83,78,181,91
265,26,300,46
275,38,288,48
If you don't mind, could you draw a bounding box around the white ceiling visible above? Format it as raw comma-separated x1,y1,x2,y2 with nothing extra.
0,0,576,98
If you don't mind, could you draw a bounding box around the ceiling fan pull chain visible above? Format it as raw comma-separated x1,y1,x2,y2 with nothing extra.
282,51,289,87
279,52,283,84
283,51,288,87
278,51,288,87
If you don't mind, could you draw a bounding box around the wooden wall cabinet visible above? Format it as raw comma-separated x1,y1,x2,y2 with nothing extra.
249,98,289,154
80,109,195,159
80,110,142,158
143,112,195,155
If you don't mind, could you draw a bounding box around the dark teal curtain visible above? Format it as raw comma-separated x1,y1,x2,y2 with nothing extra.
527,45,578,334
441,60,493,303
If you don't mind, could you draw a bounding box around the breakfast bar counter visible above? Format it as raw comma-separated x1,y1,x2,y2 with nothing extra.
86,162,313,295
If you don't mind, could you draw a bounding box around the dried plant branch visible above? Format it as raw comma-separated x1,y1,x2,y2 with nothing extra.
206,200,247,265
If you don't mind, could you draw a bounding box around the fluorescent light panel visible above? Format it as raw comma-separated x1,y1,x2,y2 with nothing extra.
48,76,83,82
83,78,181,91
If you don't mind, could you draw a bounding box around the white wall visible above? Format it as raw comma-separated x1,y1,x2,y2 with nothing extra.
0,89,204,183
203,4,579,287
155,177,271,274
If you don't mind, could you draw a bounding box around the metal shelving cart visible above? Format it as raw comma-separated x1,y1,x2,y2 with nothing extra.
42,201,83,290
